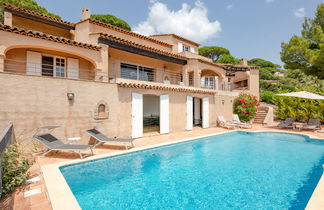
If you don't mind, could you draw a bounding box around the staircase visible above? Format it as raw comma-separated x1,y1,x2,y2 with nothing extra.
253,106,269,124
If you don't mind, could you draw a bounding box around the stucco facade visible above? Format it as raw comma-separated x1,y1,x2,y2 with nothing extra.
0,4,259,145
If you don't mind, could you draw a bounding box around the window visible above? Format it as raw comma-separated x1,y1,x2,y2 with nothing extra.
55,58,66,77
120,63,155,82
182,45,190,52
203,77,215,89
42,56,54,76
41,56,66,78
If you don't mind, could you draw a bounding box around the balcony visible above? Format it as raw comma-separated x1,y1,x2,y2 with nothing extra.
2,58,99,81
109,63,185,86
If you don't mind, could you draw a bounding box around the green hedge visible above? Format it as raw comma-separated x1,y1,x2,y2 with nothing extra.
274,97,324,123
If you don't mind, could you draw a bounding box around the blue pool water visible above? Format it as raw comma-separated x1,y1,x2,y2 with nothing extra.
60,132,324,209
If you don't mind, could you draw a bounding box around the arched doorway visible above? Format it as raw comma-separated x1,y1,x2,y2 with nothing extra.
200,69,222,90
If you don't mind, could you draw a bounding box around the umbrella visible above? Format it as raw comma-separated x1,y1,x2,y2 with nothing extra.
276,91,324,100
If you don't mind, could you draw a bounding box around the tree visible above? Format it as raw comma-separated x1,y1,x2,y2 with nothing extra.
91,14,131,31
198,46,230,62
216,54,241,65
248,58,281,69
0,0,60,23
281,3,324,79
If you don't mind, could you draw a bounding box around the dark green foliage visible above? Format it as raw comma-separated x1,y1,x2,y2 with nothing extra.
0,0,60,23
259,67,280,80
198,46,230,62
216,54,241,65
274,97,324,123
91,14,131,31
233,94,259,122
260,91,276,104
248,58,281,69
1,143,33,197
281,3,324,79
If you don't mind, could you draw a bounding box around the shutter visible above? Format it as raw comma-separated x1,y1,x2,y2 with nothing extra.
215,76,219,90
186,96,193,130
201,77,205,88
178,42,183,53
26,51,41,75
190,46,195,53
67,58,79,79
202,97,209,128
132,93,143,138
160,94,169,134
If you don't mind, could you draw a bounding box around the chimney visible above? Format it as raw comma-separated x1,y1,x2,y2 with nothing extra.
241,58,248,66
82,8,90,20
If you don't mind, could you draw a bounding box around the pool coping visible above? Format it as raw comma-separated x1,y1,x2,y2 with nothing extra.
41,130,324,210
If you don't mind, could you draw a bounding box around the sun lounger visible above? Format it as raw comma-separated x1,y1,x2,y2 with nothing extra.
33,133,93,159
232,114,252,129
277,118,295,128
301,119,321,130
217,116,237,129
85,129,134,149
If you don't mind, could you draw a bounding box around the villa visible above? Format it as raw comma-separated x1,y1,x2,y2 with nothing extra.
0,4,259,141
1,4,324,210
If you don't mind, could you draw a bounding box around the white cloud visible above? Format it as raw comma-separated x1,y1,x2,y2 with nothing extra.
265,0,274,3
227,4,234,9
133,0,221,43
294,8,305,18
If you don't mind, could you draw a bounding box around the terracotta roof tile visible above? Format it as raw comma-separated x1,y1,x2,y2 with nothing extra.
117,81,215,94
89,19,173,47
0,24,100,51
3,3,75,27
150,34,200,46
100,33,187,60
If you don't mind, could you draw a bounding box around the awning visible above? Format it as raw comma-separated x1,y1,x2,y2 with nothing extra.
276,91,324,100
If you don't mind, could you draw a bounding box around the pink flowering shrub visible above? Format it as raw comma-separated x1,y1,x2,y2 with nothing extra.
233,94,259,122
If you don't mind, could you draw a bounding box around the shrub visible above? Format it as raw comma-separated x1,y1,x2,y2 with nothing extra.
233,94,259,122
260,91,276,104
91,14,131,31
274,96,324,123
1,143,33,198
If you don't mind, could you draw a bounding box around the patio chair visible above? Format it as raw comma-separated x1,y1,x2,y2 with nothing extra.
301,119,321,130
33,133,93,159
277,118,295,128
85,129,134,149
217,116,237,129
232,114,252,129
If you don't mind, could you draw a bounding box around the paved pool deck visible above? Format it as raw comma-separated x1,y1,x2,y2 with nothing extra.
1,123,323,210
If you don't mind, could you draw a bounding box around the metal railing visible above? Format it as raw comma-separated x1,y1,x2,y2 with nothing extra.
1,58,239,91
2,58,100,81
110,67,184,86
0,123,15,195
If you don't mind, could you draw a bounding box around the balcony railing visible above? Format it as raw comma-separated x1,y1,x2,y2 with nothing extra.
2,58,100,81
1,59,238,92
109,68,185,86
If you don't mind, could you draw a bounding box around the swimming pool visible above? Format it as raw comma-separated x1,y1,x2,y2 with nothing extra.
60,132,324,209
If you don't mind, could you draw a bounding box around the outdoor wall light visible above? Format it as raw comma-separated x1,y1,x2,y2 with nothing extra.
67,92,75,100
222,100,225,105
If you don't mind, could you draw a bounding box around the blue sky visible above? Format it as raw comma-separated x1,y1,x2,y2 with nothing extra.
37,0,322,66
